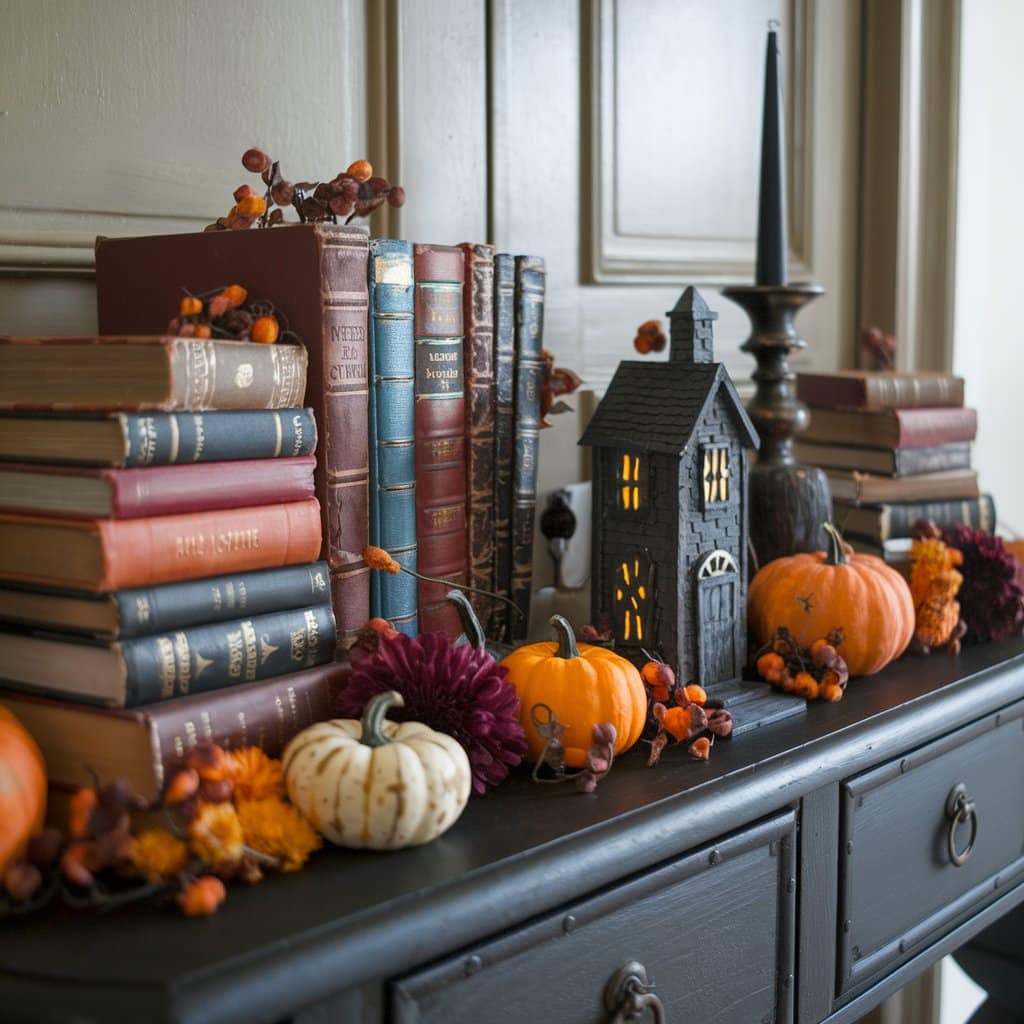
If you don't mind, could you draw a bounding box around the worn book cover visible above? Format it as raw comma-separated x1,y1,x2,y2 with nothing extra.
96,224,371,646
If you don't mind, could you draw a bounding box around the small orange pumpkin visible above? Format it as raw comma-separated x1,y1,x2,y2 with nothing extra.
748,523,914,676
499,616,647,768
0,706,47,874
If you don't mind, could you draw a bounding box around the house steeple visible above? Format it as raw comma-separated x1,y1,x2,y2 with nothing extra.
668,286,717,364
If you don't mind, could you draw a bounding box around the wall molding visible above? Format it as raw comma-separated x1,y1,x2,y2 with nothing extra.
857,0,960,372
587,0,816,285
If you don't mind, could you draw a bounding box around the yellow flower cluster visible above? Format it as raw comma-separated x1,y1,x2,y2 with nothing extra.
909,537,964,650
236,798,321,872
130,828,188,882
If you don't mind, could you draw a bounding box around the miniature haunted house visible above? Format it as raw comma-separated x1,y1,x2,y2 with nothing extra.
580,287,760,692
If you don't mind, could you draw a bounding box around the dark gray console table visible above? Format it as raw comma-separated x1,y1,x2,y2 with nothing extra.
2,638,1023,1024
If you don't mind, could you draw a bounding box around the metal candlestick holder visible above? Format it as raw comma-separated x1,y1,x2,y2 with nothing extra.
721,282,832,566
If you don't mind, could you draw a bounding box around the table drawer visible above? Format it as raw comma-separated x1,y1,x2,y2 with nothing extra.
393,812,795,1024
838,702,1024,996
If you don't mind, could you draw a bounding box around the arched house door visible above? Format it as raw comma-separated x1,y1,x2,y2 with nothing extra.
695,549,740,686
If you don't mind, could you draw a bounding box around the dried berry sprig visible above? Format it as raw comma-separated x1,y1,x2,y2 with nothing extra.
753,621,850,702
633,319,668,355
364,545,524,621
166,284,298,346
205,149,405,232
529,703,617,793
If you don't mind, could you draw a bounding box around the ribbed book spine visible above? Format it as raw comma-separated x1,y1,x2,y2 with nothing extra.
413,245,467,637
114,562,331,638
318,228,371,648
879,495,997,540
461,243,497,626
368,240,418,636
118,409,318,466
119,604,336,706
491,254,516,641
509,256,546,641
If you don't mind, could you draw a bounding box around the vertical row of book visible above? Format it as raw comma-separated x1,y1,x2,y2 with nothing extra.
795,369,994,559
367,241,546,643
0,336,346,802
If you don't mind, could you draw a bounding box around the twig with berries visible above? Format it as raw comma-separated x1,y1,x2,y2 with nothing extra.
166,284,295,345
754,624,850,702
206,148,405,232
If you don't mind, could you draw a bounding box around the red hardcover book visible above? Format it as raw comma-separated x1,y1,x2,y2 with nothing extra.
0,499,322,591
0,662,346,804
96,225,371,646
802,407,978,449
460,243,496,624
0,456,315,519
413,245,467,636
796,370,965,410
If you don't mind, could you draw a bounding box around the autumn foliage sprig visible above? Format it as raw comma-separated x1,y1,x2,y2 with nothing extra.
205,148,405,232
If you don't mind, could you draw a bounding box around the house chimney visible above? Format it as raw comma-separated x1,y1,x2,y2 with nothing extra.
668,286,717,363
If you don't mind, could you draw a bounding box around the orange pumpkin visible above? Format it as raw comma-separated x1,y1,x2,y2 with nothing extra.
499,616,647,767
0,706,47,874
748,523,914,676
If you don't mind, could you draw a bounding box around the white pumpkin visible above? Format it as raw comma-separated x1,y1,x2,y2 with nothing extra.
282,690,472,850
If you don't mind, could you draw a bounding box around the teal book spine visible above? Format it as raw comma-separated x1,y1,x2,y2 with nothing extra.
368,239,418,636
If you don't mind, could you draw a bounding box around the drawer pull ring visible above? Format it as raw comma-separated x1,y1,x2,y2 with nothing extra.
603,960,666,1022
945,783,978,867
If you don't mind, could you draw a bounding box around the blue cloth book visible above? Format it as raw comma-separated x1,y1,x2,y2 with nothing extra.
368,239,418,635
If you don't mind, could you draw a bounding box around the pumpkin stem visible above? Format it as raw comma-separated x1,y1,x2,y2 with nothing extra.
823,522,848,566
361,690,404,748
550,615,581,659
447,589,486,650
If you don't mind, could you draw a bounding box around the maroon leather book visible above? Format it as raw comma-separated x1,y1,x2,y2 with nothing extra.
802,406,978,449
0,661,347,804
0,457,315,519
796,370,964,410
413,245,467,636
460,243,496,625
95,225,371,648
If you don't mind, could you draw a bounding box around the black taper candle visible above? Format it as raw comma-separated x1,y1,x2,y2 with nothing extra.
755,28,788,286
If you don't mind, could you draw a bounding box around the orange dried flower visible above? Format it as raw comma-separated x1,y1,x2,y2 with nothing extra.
661,706,692,742
179,296,203,318
194,323,212,339
164,768,200,805
226,747,285,802
756,652,785,683
251,315,280,344
188,801,244,872
236,798,321,872
130,828,189,882
346,159,373,183
178,875,226,916
221,284,247,309
68,787,97,839
236,195,267,217
682,684,707,706
688,736,711,761
363,545,402,574
793,672,819,700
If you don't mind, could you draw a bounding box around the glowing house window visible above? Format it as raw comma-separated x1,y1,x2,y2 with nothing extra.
614,452,646,515
702,446,731,506
612,552,653,645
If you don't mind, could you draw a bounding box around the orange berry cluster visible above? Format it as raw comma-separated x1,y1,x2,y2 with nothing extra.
633,319,667,355
641,658,733,767
205,148,405,232
755,627,850,702
166,283,287,345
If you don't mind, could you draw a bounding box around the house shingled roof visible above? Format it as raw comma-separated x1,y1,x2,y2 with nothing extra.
578,361,760,455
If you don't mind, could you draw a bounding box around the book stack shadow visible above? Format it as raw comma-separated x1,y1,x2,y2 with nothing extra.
0,336,344,805
795,369,993,568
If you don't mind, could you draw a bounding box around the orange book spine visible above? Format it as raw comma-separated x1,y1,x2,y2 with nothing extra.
96,500,323,590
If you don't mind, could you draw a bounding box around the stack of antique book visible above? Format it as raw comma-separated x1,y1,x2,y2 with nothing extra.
795,369,993,559
94,226,548,644
0,335,342,802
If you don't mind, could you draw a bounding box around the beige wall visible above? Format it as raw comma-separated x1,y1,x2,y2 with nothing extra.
953,0,1024,534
